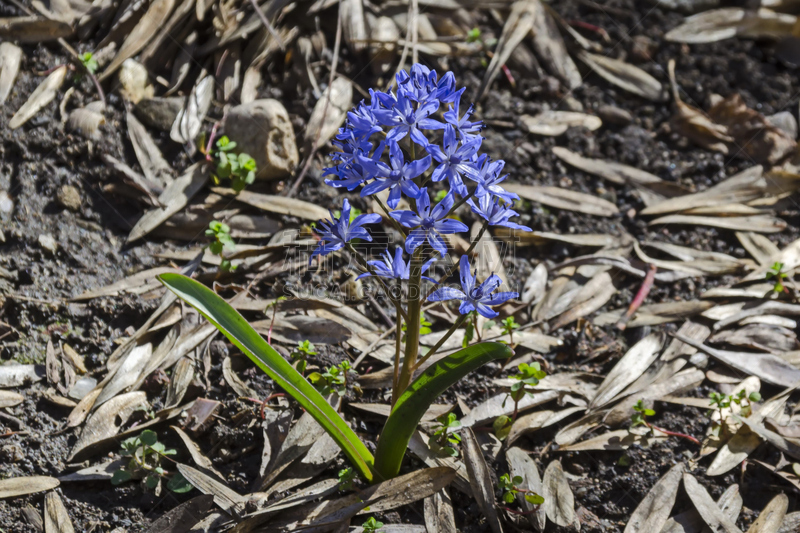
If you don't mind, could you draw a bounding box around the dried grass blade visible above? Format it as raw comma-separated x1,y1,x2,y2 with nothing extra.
462,428,504,533
9,66,66,129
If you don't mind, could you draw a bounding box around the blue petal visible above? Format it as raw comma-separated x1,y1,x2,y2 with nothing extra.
427,230,448,257
435,218,469,234
458,300,477,315
483,291,518,306
475,303,498,319
427,287,467,302
405,227,427,253
390,210,423,228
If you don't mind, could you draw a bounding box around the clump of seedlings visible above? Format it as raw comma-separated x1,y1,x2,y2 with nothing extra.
499,316,521,346
80,52,98,74
308,361,352,397
629,400,700,445
498,473,544,505
290,340,316,375
205,220,235,271
708,390,761,437
361,517,384,532
494,363,546,440
766,261,789,293
429,412,462,457
338,467,356,491
212,135,257,192
111,430,192,493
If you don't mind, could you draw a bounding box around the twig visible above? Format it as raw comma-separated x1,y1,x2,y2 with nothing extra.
249,0,286,50
647,423,701,445
285,0,342,197
616,263,656,331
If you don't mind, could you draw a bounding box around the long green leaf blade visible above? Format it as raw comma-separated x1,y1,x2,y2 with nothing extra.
373,342,513,480
158,273,375,481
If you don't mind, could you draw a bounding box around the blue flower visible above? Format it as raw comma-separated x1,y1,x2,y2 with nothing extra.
345,98,383,140
467,194,531,231
372,90,441,146
356,247,437,283
310,199,382,263
470,155,519,204
426,125,482,197
359,141,429,208
427,88,482,140
390,188,469,256
427,255,518,318
325,141,386,191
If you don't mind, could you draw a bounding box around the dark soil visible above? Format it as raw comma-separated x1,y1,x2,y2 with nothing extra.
2,0,800,530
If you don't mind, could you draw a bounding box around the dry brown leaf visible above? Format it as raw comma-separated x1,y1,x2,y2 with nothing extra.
99,0,176,80
211,187,329,222
595,300,714,327
142,494,214,533
127,112,172,188
531,2,581,89
45,491,74,533
68,391,147,461
665,8,796,43
745,494,788,533
0,476,59,499
178,463,247,518
478,0,536,100
341,0,367,54
550,272,616,330
579,52,665,101
542,460,577,528
590,333,663,409
736,232,780,266
9,66,66,129
94,342,152,406
660,484,742,533
624,463,684,533
508,407,585,445
170,76,214,145
128,163,209,243
461,390,558,428
649,213,786,233
0,390,24,408
505,183,618,217
304,77,353,152
682,473,742,533
559,428,669,451
0,42,22,105
172,425,225,481
507,447,545,530
0,363,44,387
424,489,457,533
520,111,602,136
0,16,71,42
462,428,504,533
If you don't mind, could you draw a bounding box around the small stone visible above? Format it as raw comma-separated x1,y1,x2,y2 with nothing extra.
38,234,57,254
597,105,633,127
69,376,97,400
0,190,13,215
224,99,300,180
57,184,81,211
118,59,154,104
134,97,184,131
562,96,584,112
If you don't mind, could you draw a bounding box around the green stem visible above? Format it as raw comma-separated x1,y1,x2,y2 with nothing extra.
395,248,423,403
413,314,467,371
393,305,402,396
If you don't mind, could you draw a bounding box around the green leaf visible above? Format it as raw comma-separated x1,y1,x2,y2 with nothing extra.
111,469,132,485
140,430,158,446
503,492,515,503
158,273,375,482
373,341,513,480
167,472,194,493
145,475,159,489
525,493,545,505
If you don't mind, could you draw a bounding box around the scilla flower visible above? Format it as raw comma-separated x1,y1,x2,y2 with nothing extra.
467,194,531,231
356,247,437,283
390,189,468,256
310,199,381,264
427,255,518,319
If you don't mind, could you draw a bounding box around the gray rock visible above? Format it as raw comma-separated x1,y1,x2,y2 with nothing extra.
224,99,299,180
597,105,633,127
38,234,57,254
57,184,81,211
134,97,184,131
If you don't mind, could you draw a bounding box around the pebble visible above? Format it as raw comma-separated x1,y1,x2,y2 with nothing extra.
38,234,57,254
57,185,82,211
69,376,97,400
597,105,633,127
224,99,299,180
0,190,13,215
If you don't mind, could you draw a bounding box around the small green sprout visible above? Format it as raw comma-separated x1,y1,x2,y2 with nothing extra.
707,390,761,437
496,363,546,439
361,517,384,532
766,262,789,293
205,220,235,271
290,340,317,375
80,52,98,74
500,316,521,346
430,412,461,457
498,473,544,505
309,361,352,397
214,136,257,192
466,27,482,44
111,430,192,493
338,467,356,491
631,399,655,430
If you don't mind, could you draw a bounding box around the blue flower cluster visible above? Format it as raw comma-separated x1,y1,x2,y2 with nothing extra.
311,64,531,319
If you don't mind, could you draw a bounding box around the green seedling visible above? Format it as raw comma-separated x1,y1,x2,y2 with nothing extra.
429,412,461,457
500,316,521,346
361,517,384,532
290,340,317,375
80,52,98,74
338,467,356,491
309,361,352,397
214,136,257,192
111,430,192,493
495,363,546,439
206,220,235,271
499,473,544,505
631,399,655,432
708,390,761,437
466,27,482,44
766,262,789,293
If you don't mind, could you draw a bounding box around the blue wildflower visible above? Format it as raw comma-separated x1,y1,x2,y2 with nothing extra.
390,188,469,256
427,255,518,318
310,199,382,264
356,247,437,283
425,124,482,196
470,155,518,204
359,141,429,209
467,194,531,231
372,90,441,146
